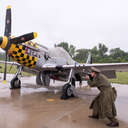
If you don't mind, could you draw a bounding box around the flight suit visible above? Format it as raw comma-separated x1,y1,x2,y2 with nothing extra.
87,73,118,123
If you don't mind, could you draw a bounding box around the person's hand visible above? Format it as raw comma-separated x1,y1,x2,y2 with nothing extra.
85,75,90,80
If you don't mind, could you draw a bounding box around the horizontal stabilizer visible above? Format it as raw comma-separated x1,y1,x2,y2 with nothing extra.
101,70,116,79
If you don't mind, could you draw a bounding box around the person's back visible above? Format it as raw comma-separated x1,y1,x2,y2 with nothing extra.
95,73,111,91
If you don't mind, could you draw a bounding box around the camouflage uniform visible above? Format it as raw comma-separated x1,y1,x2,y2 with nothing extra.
88,73,118,123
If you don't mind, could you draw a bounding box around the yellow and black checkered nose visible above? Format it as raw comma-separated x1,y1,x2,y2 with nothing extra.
0,36,11,51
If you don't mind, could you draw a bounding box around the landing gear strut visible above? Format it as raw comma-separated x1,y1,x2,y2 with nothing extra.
61,69,77,100
10,66,22,89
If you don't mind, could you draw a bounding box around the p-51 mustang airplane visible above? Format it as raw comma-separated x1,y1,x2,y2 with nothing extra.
1,5,128,99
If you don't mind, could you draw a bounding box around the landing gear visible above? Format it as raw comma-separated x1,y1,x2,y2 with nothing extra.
36,71,50,86
36,72,42,85
61,69,77,100
10,77,21,89
43,73,50,86
10,66,22,89
61,83,75,100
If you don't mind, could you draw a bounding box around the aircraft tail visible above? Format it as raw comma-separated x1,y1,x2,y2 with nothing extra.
86,52,92,64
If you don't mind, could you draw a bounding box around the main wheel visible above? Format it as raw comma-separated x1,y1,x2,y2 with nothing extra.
36,72,42,85
10,77,21,89
36,72,50,86
60,83,74,100
43,73,50,86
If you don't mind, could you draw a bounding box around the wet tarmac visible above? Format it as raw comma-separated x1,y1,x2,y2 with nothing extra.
0,74,128,128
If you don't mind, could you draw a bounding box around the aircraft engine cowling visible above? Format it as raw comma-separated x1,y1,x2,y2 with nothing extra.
36,72,50,86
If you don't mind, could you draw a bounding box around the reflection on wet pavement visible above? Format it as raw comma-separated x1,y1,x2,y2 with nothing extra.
0,75,128,128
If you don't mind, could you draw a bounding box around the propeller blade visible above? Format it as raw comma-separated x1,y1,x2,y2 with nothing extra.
3,5,11,84
3,51,8,84
4,5,11,37
10,32,37,44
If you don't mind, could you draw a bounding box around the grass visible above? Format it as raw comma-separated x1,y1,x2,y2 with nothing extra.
110,72,128,85
0,63,33,77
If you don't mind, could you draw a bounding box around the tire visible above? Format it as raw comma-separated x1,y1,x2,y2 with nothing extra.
43,73,50,86
36,72,42,85
36,72,50,86
60,83,74,100
10,77,21,89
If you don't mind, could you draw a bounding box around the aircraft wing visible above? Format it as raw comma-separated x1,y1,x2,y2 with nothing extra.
41,63,128,72
41,63,128,79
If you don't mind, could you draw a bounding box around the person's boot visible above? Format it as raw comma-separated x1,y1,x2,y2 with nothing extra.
106,121,119,127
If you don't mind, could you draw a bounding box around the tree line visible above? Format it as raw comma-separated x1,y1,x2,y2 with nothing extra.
56,42,128,63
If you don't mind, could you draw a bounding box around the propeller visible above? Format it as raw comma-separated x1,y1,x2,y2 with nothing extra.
3,52,8,84
4,5,11,37
10,32,37,44
3,5,11,84
2,5,37,84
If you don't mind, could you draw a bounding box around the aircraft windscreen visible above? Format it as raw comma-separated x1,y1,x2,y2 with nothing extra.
48,47,74,65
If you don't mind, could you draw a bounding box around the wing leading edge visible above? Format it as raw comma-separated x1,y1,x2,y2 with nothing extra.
41,63,128,72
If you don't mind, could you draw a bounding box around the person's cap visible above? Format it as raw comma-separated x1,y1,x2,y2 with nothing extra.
91,67,101,73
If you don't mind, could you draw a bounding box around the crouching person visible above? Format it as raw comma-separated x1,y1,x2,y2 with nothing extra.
85,67,119,127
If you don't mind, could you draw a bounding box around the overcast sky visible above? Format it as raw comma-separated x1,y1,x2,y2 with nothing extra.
0,0,128,52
